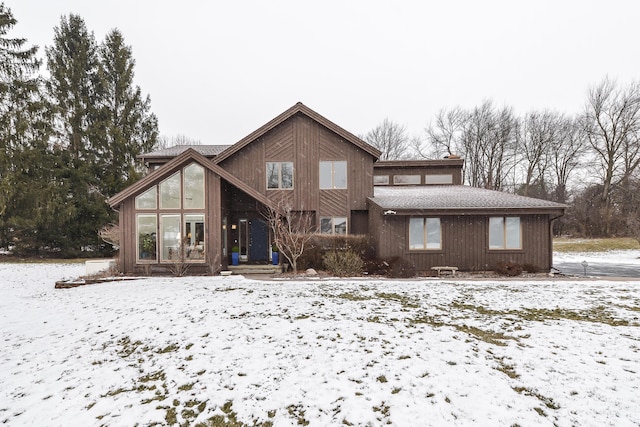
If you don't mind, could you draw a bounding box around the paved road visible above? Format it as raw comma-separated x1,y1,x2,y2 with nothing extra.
553,260,640,278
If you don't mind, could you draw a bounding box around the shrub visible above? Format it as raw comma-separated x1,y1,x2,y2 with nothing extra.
495,261,523,277
298,234,370,271
522,263,539,274
323,250,364,277
387,257,416,278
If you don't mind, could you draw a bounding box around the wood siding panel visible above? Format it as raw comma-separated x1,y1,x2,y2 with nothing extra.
319,191,348,217
373,214,553,273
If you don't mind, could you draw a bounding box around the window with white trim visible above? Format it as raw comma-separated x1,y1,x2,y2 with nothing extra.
409,217,441,250
319,161,347,189
393,174,421,185
425,174,453,185
489,217,521,249
266,162,294,189
320,216,347,235
374,175,390,185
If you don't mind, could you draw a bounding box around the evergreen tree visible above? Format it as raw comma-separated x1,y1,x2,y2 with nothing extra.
96,28,158,196
0,2,68,254
45,14,110,254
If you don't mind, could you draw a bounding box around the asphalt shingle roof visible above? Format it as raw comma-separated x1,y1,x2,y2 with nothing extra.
141,145,232,158
370,185,567,211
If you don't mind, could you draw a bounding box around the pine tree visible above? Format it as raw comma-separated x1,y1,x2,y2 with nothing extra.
96,28,158,196
0,2,68,254
45,14,110,254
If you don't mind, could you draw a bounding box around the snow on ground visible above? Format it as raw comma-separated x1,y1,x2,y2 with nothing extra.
554,249,640,265
1,263,639,427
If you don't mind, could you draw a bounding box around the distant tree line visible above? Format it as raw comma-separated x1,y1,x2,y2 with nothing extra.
0,4,158,256
364,78,640,240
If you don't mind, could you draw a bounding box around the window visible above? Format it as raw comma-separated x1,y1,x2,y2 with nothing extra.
183,163,205,209
393,175,421,185
266,162,294,189
184,214,205,260
409,218,441,250
374,175,390,185
136,187,157,209
489,217,521,249
160,214,181,261
137,214,157,261
320,161,347,189
160,172,181,209
425,174,453,185
134,163,207,264
320,217,347,235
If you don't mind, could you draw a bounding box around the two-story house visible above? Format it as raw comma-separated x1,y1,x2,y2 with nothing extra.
108,103,566,275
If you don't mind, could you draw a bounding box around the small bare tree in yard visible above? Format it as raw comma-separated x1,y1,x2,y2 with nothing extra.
167,237,190,277
261,199,316,274
98,223,120,249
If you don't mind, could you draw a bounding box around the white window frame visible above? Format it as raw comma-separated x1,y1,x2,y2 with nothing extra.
409,217,442,250
319,161,347,189
489,217,522,250
266,161,294,190
374,175,390,185
393,174,421,185
319,216,348,235
424,174,453,185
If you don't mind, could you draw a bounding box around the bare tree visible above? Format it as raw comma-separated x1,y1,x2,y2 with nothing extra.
362,118,410,160
155,134,202,150
516,110,564,196
422,106,466,158
461,100,517,190
98,223,119,248
549,116,586,204
581,77,640,203
261,198,316,274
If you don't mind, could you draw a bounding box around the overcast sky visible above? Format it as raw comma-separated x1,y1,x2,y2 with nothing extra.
8,0,640,145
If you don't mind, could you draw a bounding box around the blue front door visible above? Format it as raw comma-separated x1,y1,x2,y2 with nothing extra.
249,219,269,262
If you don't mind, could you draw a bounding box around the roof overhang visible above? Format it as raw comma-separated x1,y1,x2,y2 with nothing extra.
108,148,273,209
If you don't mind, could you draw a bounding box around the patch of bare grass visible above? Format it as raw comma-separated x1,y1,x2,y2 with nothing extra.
553,237,640,253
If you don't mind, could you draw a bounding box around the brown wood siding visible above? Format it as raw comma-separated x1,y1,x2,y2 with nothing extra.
372,213,553,272
118,163,223,274
206,171,222,271
218,113,376,225
319,191,348,217
374,165,462,186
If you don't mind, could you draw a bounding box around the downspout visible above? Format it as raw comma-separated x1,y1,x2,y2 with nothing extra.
548,211,565,273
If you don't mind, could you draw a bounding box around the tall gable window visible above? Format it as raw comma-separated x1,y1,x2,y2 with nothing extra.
409,217,441,250
320,161,347,189
135,162,206,263
266,162,294,189
160,172,181,209
183,163,205,208
136,187,157,209
489,217,521,249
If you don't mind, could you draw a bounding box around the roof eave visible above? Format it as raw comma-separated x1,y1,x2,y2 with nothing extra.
213,102,382,164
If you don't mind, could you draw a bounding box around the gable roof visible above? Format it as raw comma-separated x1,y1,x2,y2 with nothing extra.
108,148,272,209
213,102,382,163
139,144,232,160
369,186,567,215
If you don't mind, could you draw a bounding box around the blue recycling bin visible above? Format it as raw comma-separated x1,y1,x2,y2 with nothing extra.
272,251,279,265
231,252,239,266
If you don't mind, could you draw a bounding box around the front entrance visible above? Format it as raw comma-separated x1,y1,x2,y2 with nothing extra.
236,217,269,263
250,219,269,261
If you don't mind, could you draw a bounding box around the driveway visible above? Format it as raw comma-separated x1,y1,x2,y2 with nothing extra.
553,260,640,278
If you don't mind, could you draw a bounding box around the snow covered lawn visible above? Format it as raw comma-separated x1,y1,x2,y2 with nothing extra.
1,263,639,426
